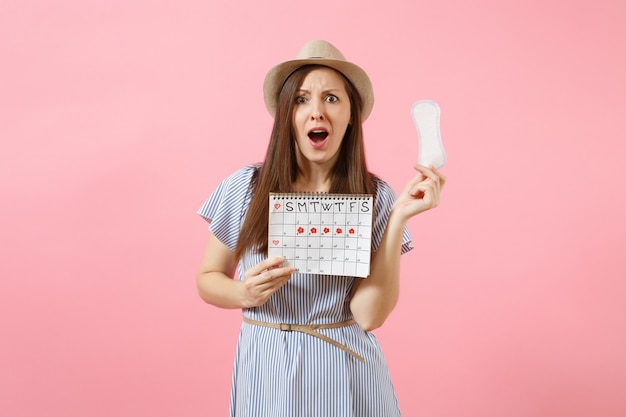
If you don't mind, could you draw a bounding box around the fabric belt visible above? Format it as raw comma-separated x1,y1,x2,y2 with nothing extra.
242,316,365,362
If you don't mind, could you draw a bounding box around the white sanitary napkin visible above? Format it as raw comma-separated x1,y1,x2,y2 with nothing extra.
411,100,447,169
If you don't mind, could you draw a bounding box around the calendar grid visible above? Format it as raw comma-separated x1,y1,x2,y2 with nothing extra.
268,193,374,278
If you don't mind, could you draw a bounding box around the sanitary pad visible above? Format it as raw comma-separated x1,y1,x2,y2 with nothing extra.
411,100,446,169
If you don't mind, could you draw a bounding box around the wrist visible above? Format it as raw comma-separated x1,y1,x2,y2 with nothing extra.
388,205,410,228
235,280,252,309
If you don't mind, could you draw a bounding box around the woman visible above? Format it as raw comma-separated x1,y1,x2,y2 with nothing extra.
197,40,445,416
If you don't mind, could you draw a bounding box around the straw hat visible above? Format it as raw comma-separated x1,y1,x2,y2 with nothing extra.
263,40,374,121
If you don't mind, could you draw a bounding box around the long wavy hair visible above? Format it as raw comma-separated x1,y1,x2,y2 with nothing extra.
234,65,375,261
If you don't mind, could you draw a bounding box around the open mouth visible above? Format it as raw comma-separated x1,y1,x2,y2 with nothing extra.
308,129,329,143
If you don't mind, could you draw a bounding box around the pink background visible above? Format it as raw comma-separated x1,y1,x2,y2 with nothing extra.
2,0,625,416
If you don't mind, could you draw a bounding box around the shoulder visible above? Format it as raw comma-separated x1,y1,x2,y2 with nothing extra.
371,175,397,200
221,164,261,189
198,164,261,220
211,164,261,198
370,175,399,217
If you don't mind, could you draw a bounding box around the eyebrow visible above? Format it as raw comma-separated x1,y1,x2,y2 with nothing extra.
296,88,342,94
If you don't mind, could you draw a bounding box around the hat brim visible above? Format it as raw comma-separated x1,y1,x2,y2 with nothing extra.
263,58,374,121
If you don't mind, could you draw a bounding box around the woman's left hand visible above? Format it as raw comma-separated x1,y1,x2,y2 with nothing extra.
393,164,447,220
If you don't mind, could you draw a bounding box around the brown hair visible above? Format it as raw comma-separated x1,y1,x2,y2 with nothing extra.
234,65,375,261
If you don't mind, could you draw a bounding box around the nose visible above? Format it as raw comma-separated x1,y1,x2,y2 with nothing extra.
310,99,325,121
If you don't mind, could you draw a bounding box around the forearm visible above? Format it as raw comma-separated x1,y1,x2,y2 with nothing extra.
350,209,407,331
196,271,247,309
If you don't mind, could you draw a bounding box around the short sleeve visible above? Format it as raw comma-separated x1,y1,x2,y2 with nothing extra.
197,165,258,251
371,178,414,254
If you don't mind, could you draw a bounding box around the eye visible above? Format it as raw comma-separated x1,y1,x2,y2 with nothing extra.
295,96,307,104
325,95,339,103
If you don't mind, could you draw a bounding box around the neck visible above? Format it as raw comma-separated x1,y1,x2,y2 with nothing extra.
293,164,332,193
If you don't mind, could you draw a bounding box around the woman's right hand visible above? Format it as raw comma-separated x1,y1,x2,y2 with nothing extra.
241,257,295,308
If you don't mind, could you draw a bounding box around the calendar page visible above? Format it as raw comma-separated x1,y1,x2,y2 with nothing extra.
268,193,374,278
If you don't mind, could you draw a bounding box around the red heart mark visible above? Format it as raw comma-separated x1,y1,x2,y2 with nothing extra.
272,239,280,245
274,203,281,209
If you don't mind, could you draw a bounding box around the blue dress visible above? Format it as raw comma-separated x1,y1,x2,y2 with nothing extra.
198,165,413,417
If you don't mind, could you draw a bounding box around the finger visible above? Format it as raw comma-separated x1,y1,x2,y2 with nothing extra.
253,278,285,297
247,256,288,276
410,182,440,206
265,266,296,281
409,183,430,198
409,176,436,194
415,164,447,186
429,166,447,188
244,270,290,300
414,164,443,188
250,265,295,288
400,169,428,196
422,165,447,189
413,164,435,177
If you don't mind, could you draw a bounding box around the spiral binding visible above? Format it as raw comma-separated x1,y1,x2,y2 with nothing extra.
270,192,373,200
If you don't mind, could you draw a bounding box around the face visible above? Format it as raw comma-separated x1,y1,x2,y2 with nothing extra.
291,67,352,169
